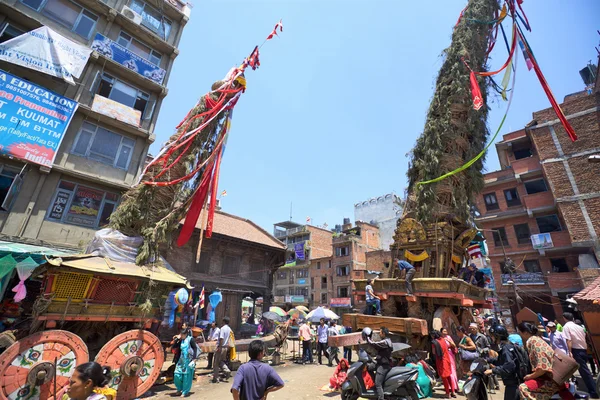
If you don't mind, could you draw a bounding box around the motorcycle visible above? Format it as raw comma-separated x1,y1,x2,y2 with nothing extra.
341,349,420,400
463,358,491,400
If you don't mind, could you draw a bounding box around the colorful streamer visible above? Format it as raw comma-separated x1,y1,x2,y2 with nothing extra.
469,71,484,110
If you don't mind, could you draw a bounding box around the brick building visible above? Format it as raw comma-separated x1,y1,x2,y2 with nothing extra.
475,61,600,319
309,220,381,315
271,221,332,307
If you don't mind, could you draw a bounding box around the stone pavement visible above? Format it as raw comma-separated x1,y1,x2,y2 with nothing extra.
144,359,508,400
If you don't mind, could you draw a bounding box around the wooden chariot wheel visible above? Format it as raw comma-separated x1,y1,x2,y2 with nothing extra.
94,330,164,400
0,330,89,400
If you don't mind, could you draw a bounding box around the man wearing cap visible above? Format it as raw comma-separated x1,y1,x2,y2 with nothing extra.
546,321,569,355
394,258,416,296
469,323,491,355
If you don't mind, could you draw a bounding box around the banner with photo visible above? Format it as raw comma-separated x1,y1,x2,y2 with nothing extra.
0,70,77,167
91,33,166,84
0,27,92,85
294,242,305,260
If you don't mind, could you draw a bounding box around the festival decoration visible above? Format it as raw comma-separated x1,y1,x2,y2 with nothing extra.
412,0,577,205
109,23,283,265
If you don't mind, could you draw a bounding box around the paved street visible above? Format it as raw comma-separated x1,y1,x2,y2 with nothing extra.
145,359,507,400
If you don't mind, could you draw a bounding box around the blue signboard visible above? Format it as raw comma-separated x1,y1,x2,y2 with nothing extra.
294,242,305,260
297,279,306,285
0,69,77,167
91,33,166,84
501,273,544,286
480,268,496,291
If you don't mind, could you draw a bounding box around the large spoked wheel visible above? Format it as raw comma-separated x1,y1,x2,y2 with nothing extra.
95,330,164,400
0,330,89,400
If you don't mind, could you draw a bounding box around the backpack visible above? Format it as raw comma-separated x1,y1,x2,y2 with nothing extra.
508,343,531,382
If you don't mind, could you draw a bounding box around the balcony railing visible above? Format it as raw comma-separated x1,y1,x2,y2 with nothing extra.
274,230,287,238
511,155,541,176
523,191,555,212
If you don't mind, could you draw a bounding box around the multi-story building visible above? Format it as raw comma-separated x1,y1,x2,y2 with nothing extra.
354,193,402,250
474,66,600,319
0,0,189,253
310,220,381,315
272,221,332,307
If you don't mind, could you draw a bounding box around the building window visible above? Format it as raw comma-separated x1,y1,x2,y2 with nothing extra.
277,271,287,280
275,289,285,296
336,265,350,276
194,252,210,274
223,255,240,276
310,277,314,288
513,223,531,245
503,188,521,207
96,73,150,117
492,227,509,247
321,293,327,303
513,145,533,160
328,260,332,268
21,0,98,39
0,165,22,211
321,276,327,289
129,0,172,40
0,23,25,43
483,193,499,211
536,215,562,233
311,293,314,302
297,268,308,278
384,262,390,269
117,31,162,65
335,246,349,257
551,258,569,273
316,262,321,270
46,180,119,228
524,260,541,273
337,287,349,297
72,122,136,169
524,179,548,195
250,260,261,281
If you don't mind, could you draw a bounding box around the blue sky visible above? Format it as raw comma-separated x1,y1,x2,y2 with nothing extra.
153,0,599,233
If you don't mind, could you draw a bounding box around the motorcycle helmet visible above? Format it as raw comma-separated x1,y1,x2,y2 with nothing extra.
361,327,373,341
492,325,509,341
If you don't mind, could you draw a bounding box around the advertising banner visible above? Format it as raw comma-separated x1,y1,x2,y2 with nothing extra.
480,267,496,291
273,296,285,304
91,95,141,126
297,279,306,285
501,273,545,286
91,33,166,84
285,295,304,303
64,185,104,227
330,298,352,307
0,70,77,167
531,233,553,250
0,27,92,85
294,242,305,260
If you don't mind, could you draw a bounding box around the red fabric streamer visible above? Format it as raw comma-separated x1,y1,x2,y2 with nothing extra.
455,3,468,27
205,148,224,238
474,23,517,77
518,31,577,141
266,19,283,40
177,158,216,247
247,46,260,70
469,71,484,111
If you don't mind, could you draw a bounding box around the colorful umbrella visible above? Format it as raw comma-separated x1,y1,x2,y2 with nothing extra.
262,311,284,322
288,308,307,319
269,306,287,317
295,305,309,312
306,306,340,322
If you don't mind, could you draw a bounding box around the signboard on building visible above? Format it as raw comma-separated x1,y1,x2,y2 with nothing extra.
285,295,304,303
91,95,141,127
501,273,544,285
273,296,285,304
91,33,166,84
330,297,352,308
480,268,496,291
0,27,92,85
65,185,104,227
531,233,553,250
294,242,305,260
297,279,306,285
0,70,77,167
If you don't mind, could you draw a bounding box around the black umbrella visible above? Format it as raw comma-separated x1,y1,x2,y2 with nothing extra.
392,342,412,357
262,311,284,322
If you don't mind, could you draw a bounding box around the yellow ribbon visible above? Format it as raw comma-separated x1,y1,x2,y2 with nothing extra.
452,254,462,264
405,250,429,262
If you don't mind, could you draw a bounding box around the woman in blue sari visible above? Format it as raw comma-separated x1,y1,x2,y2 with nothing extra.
405,354,432,398
173,329,198,397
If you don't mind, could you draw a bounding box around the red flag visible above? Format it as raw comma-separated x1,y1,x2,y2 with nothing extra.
267,19,283,40
246,46,260,70
469,71,484,111
199,286,205,310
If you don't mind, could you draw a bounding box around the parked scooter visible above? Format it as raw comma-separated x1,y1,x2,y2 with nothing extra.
463,358,491,400
341,349,420,400
550,378,590,400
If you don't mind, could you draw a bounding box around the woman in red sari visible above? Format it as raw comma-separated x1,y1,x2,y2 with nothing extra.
431,330,456,398
441,327,459,394
329,358,350,390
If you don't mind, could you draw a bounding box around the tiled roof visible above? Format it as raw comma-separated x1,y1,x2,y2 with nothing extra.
194,210,285,250
574,275,600,303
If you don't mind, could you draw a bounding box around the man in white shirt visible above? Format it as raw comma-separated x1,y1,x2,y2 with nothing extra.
206,321,220,369
563,312,598,398
212,316,232,383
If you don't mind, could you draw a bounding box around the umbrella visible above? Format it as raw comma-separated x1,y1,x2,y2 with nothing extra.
295,305,309,312
262,311,284,322
306,306,340,322
391,342,411,357
288,308,307,319
269,306,287,317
